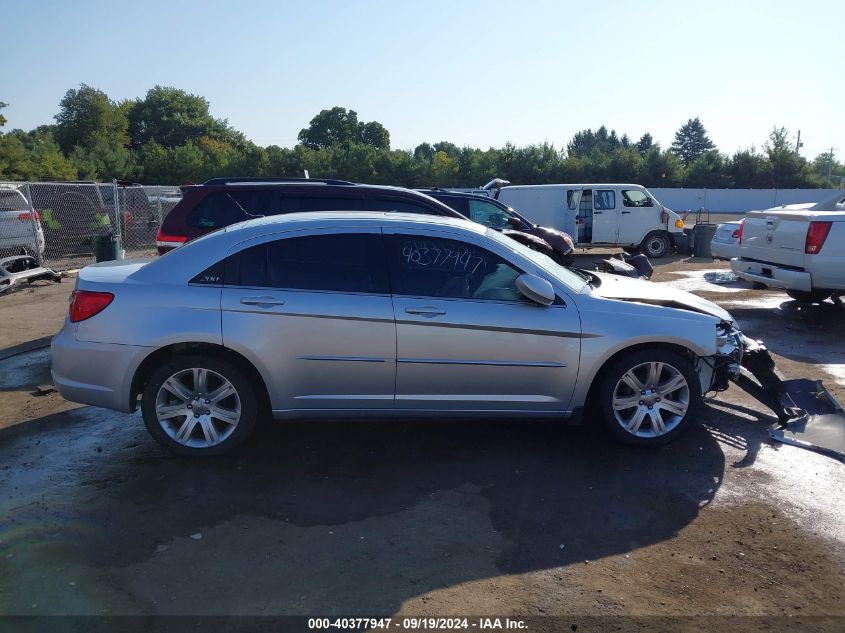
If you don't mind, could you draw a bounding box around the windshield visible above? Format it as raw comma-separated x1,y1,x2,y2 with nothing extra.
486,228,589,292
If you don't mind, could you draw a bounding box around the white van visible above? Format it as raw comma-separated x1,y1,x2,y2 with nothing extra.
496,184,685,257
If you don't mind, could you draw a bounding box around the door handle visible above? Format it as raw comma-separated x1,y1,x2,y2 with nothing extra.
594,211,603,214
621,211,631,214
240,296,285,307
405,306,446,317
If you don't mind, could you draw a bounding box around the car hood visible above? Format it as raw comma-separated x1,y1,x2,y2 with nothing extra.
589,272,734,323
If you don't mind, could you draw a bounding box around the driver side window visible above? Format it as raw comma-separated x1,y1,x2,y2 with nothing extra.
388,234,524,302
622,190,654,207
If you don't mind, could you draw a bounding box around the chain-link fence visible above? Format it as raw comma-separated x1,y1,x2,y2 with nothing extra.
0,180,181,272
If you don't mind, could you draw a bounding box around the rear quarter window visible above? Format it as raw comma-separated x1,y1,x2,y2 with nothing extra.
0,190,29,211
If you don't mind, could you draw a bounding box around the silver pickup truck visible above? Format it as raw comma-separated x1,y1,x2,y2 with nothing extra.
731,191,845,304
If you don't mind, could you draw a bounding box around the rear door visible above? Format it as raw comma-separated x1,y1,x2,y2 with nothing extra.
590,189,619,243
221,229,396,412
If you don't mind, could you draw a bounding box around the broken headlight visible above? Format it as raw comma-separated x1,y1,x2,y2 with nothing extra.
714,321,743,378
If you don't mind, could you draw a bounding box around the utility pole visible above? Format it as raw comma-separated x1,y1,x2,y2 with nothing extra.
795,130,803,154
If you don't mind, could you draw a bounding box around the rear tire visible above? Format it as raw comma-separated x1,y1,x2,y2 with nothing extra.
141,354,258,456
785,289,832,304
639,231,671,258
598,349,700,447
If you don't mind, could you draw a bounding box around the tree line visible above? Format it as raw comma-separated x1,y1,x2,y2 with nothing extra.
0,85,841,189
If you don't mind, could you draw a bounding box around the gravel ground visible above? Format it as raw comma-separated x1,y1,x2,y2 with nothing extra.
0,254,843,630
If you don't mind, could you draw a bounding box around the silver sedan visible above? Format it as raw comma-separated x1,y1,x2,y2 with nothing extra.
52,212,743,455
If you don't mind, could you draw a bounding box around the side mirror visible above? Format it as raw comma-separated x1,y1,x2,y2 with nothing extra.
515,273,556,306
507,216,522,229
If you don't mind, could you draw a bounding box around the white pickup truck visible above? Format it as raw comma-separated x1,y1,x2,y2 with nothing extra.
731,191,845,303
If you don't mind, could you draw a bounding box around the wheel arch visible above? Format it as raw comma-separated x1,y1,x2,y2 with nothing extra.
130,342,271,416
579,341,700,419
639,229,672,257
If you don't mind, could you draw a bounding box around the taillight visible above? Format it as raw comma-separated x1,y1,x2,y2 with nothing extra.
69,290,114,323
805,221,832,255
18,211,41,222
155,228,189,250
735,219,744,243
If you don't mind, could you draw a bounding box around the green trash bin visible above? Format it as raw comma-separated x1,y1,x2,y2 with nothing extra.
92,234,119,262
691,223,717,258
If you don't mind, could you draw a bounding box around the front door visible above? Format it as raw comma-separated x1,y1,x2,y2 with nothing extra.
384,230,581,412
590,188,619,243
221,229,396,412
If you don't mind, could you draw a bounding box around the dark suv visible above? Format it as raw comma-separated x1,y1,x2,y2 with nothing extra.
417,189,575,266
156,178,468,253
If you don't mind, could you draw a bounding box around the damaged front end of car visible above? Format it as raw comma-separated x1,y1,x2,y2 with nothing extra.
710,321,845,461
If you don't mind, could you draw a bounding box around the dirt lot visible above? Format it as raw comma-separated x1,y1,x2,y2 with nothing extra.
0,254,843,630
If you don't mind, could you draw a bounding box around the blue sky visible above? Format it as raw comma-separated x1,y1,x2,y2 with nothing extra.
2,0,841,160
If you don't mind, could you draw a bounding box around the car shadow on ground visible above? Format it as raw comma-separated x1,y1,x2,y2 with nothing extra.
0,401,770,614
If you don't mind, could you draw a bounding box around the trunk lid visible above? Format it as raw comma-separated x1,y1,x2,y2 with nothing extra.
740,209,845,267
740,210,810,268
77,259,150,288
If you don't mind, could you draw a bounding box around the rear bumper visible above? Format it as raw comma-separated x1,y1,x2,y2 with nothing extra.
710,240,738,261
51,325,150,412
730,258,812,292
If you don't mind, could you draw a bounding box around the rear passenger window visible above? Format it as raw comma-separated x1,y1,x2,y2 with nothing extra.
594,190,616,210
188,190,274,229
230,234,388,294
279,196,362,212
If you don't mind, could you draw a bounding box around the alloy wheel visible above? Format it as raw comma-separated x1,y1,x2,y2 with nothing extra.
154,367,242,448
611,361,690,438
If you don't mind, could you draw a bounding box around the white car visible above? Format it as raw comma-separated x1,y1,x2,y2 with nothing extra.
0,186,45,257
731,194,845,304
710,220,742,261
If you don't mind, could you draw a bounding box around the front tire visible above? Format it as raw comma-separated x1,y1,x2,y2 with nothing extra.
599,349,701,446
639,231,671,258
785,289,832,304
141,354,258,456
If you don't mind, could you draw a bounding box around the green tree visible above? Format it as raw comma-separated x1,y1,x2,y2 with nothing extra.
127,86,234,150
413,142,435,163
670,117,715,166
638,147,684,187
811,150,843,187
685,151,732,187
298,107,361,150
765,127,813,187
54,84,129,155
358,121,390,150
430,151,459,187
636,133,654,156
0,101,7,128
728,148,768,187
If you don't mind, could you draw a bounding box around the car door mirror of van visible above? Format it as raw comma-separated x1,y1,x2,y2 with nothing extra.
507,216,523,229
515,274,556,306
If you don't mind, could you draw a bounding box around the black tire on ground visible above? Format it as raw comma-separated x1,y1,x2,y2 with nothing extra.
785,289,832,304
598,349,701,447
141,354,258,456
639,231,672,258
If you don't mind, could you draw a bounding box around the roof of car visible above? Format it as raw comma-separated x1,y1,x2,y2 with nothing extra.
499,183,647,190
191,180,441,198
230,211,485,234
